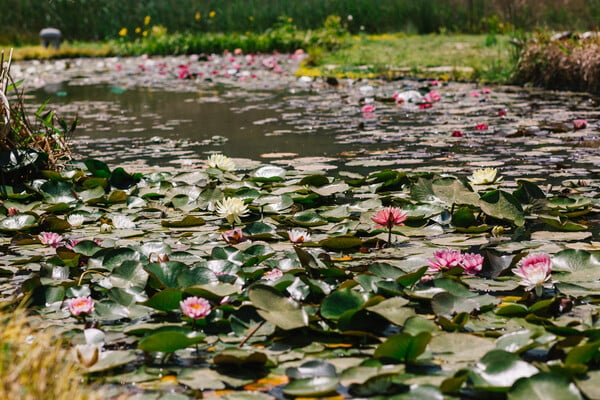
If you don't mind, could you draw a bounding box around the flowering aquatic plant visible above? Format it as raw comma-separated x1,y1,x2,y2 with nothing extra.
460,252,484,276
216,197,249,226
180,296,211,320
222,227,245,244
207,154,236,171
427,249,463,273
512,253,553,296
288,229,311,243
263,268,283,281
39,232,64,247
68,296,94,318
67,214,85,227
468,167,501,185
372,206,408,245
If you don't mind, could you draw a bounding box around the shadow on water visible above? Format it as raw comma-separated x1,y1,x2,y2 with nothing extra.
32,83,365,164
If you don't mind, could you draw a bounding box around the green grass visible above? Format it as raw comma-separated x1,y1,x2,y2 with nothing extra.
301,33,518,82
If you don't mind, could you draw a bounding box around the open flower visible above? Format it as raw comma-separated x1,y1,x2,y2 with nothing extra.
207,154,235,171
468,167,500,185
39,232,64,247
111,214,136,229
372,207,408,230
216,197,249,226
67,214,85,227
263,268,283,281
573,119,588,130
288,229,311,243
372,206,408,245
180,296,211,319
460,252,484,275
427,249,463,273
512,253,553,296
222,227,245,244
68,296,94,317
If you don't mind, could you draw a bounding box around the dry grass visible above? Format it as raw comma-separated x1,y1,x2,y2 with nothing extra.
0,306,101,400
514,33,600,93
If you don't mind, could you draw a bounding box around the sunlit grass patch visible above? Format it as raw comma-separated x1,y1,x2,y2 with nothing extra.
0,307,100,400
309,34,516,82
11,42,113,61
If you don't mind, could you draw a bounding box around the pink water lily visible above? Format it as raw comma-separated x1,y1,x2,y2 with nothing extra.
475,123,488,131
372,207,408,245
288,229,311,243
427,249,463,274
39,231,64,247
222,228,245,244
180,296,211,320
68,296,94,317
573,119,588,130
460,252,484,276
263,268,283,281
512,253,553,296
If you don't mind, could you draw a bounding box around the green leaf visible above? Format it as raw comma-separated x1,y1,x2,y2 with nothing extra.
41,180,77,204
161,215,206,227
290,210,327,227
320,288,366,320
282,377,339,397
143,288,183,311
552,249,600,282
145,261,188,288
319,236,363,250
110,167,140,189
299,174,330,187
469,350,538,390
508,373,583,400
432,178,480,206
367,297,415,326
85,159,111,178
213,349,269,366
251,165,286,182
0,214,37,231
480,190,524,226
373,332,431,363
248,284,308,330
137,326,205,353
431,292,481,317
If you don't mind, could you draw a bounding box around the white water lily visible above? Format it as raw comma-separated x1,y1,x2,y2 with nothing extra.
111,215,136,229
468,167,501,185
215,197,248,225
67,214,85,227
288,229,311,243
100,223,113,233
207,154,236,171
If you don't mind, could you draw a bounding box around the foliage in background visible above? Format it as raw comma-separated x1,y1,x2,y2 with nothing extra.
514,32,600,93
1,0,599,45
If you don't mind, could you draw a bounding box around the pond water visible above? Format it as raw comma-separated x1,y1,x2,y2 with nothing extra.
19,55,600,185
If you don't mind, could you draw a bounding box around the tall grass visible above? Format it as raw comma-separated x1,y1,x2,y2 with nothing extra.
1,0,599,45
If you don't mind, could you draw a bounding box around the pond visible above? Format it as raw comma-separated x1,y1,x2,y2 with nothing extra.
18,55,600,185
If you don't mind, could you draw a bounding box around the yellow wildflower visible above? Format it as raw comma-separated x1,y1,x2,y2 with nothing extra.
144,15,151,25
209,10,216,18
195,12,201,20
135,27,141,34
118,27,128,37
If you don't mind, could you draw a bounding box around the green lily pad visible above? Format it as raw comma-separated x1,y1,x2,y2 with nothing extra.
137,326,205,353
251,165,286,182
248,284,308,330
320,288,367,320
508,372,583,400
373,332,431,363
282,376,339,397
0,214,37,231
161,215,206,227
480,190,524,226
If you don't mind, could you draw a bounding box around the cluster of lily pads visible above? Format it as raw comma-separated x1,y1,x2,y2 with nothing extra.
2,152,600,399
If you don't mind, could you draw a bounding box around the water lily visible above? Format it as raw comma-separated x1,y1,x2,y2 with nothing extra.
361,104,375,113
460,252,484,276
216,197,249,226
288,229,311,243
573,119,588,130
427,249,463,273
180,296,211,319
39,232,64,247
7,207,19,216
372,206,408,245
67,296,94,317
207,153,236,171
222,227,245,244
451,130,464,137
468,167,500,185
474,123,488,130
512,253,553,296
111,214,136,229
263,268,283,281
67,214,85,227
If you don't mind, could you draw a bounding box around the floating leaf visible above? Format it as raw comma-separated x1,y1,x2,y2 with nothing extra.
138,326,205,353
508,372,583,400
248,284,308,330
161,215,206,227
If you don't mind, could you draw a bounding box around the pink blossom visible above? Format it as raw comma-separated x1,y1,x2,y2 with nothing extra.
475,123,488,131
451,130,464,137
7,207,19,216
222,228,245,244
362,104,375,113
180,296,211,319
427,249,463,273
68,296,94,317
428,80,440,86
419,102,432,109
481,87,491,94
460,253,484,275
115,64,123,71
371,207,408,230
470,91,480,97
512,253,553,295
498,109,507,116
427,90,441,102
39,232,64,247
263,268,283,281
234,48,243,55
573,119,588,130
